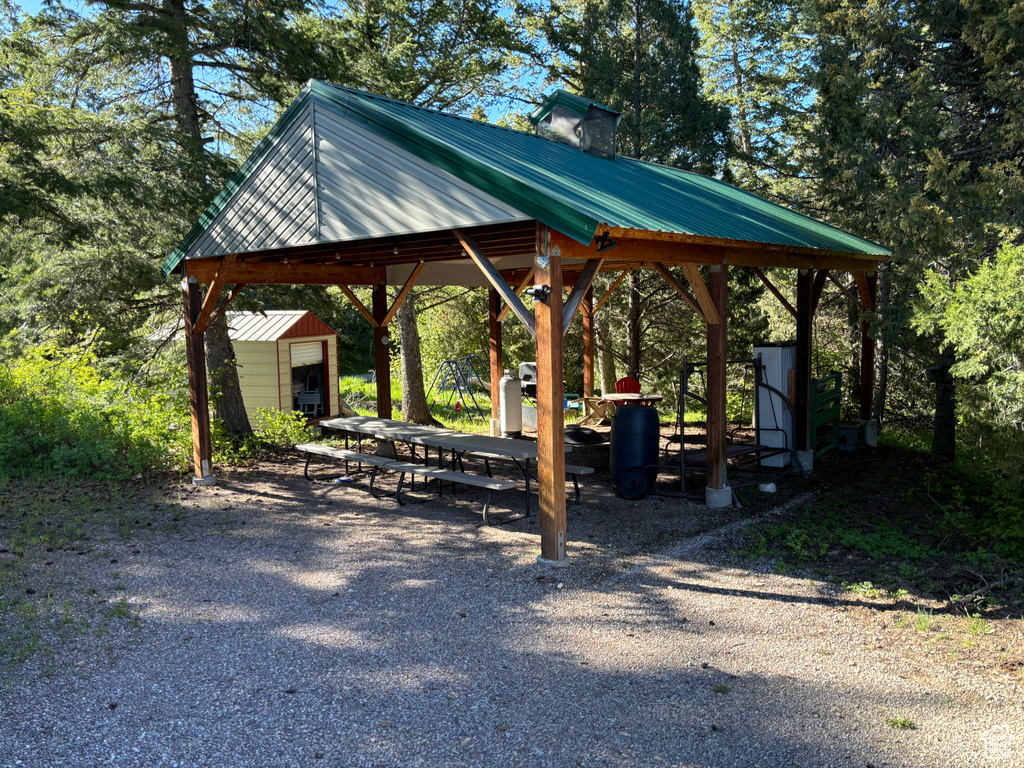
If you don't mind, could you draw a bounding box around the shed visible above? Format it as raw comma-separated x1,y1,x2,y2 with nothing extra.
228,311,339,423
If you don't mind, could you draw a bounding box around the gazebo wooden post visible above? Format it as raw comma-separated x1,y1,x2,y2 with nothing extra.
859,272,878,421
582,288,594,398
534,224,567,566
182,275,215,486
488,288,502,423
795,269,814,470
372,282,392,419
705,264,730,507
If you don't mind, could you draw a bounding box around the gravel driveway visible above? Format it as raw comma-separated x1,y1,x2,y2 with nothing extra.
1,459,1021,768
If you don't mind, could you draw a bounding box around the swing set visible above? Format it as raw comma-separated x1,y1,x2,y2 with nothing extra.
425,354,489,420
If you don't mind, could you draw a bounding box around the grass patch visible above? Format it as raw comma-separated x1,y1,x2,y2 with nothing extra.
886,715,916,730
739,444,1023,614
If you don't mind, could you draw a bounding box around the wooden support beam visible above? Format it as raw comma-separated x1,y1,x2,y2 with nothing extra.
681,263,722,325
204,283,247,331
810,268,829,316
825,271,863,311
534,224,567,564
454,228,536,336
706,265,728,492
853,270,876,311
339,284,378,328
488,288,502,422
795,270,813,453
372,283,392,419
750,267,796,317
651,262,707,322
381,261,425,328
562,257,603,333
193,254,236,334
182,276,214,485
187,259,383,286
594,269,629,314
498,268,534,323
582,288,594,398
549,228,885,272
859,272,878,420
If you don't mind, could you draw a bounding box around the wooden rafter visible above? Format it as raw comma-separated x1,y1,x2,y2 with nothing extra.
205,283,247,331
194,254,236,333
853,271,876,311
562,258,603,333
826,271,863,311
454,228,535,336
750,267,796,317
339,284,378,328
498,268,534,322
380,261,425,327
651,262,707,322
594,269,629,314
680,263,722,325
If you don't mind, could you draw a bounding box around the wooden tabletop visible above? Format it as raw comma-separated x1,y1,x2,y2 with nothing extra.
319,416,568,459
599,393,664,404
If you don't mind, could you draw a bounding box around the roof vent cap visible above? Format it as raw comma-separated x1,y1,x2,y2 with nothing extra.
528,90,620,159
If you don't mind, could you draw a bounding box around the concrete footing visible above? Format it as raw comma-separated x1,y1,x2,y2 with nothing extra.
192,474,217,487
705,485,733,509
536,555,571,569
864,419,878,447
795,449,814,475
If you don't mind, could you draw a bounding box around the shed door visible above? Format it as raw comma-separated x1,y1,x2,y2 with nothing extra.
290,341,324,367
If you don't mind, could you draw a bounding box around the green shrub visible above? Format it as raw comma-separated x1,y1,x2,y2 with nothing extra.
0,344,189,479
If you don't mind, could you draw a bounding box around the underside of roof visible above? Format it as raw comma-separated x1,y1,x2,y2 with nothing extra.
163,81,888,279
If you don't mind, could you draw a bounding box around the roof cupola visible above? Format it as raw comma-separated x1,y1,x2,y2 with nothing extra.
528,90,620,159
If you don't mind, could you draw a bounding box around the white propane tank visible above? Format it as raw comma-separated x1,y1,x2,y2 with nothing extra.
499,369,523,437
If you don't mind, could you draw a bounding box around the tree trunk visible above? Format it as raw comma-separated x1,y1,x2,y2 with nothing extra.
931,344,956,462
626,270,642,379
871,263,891,423
396,290,440,425
165,0,250,433
596,313,617,395
205,313,251,435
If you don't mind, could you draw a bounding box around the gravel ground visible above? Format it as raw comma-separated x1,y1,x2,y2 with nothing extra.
1,457,1021,768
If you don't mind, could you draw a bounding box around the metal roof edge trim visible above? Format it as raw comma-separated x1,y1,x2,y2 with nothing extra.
160,83,316,278
310,81,601,246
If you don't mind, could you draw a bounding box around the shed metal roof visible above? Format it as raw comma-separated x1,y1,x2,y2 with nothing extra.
227,311,335,342
163,81,888,278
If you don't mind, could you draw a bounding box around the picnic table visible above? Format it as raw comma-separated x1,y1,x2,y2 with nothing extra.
317,416,583,515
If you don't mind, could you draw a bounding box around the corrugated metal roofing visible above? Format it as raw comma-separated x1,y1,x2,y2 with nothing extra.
163,80,888,277
191,104,319,259
228,311,307,342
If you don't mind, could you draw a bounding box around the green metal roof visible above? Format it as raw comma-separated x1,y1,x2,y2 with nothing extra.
527,89,620,125
163,80,888,277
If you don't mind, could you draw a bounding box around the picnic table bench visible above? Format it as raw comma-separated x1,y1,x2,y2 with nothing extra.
296,443,515,524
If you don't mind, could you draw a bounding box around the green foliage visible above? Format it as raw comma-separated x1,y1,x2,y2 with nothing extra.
915,242,1024,488
0,342,189,480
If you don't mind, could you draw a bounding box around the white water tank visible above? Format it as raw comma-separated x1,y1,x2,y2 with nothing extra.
499,370,522,437
754,343,796,468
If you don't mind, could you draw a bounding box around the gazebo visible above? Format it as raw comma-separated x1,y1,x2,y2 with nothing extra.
162,81,889,566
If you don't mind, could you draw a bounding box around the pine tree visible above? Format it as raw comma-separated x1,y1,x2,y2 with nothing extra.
810,0,1024,460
